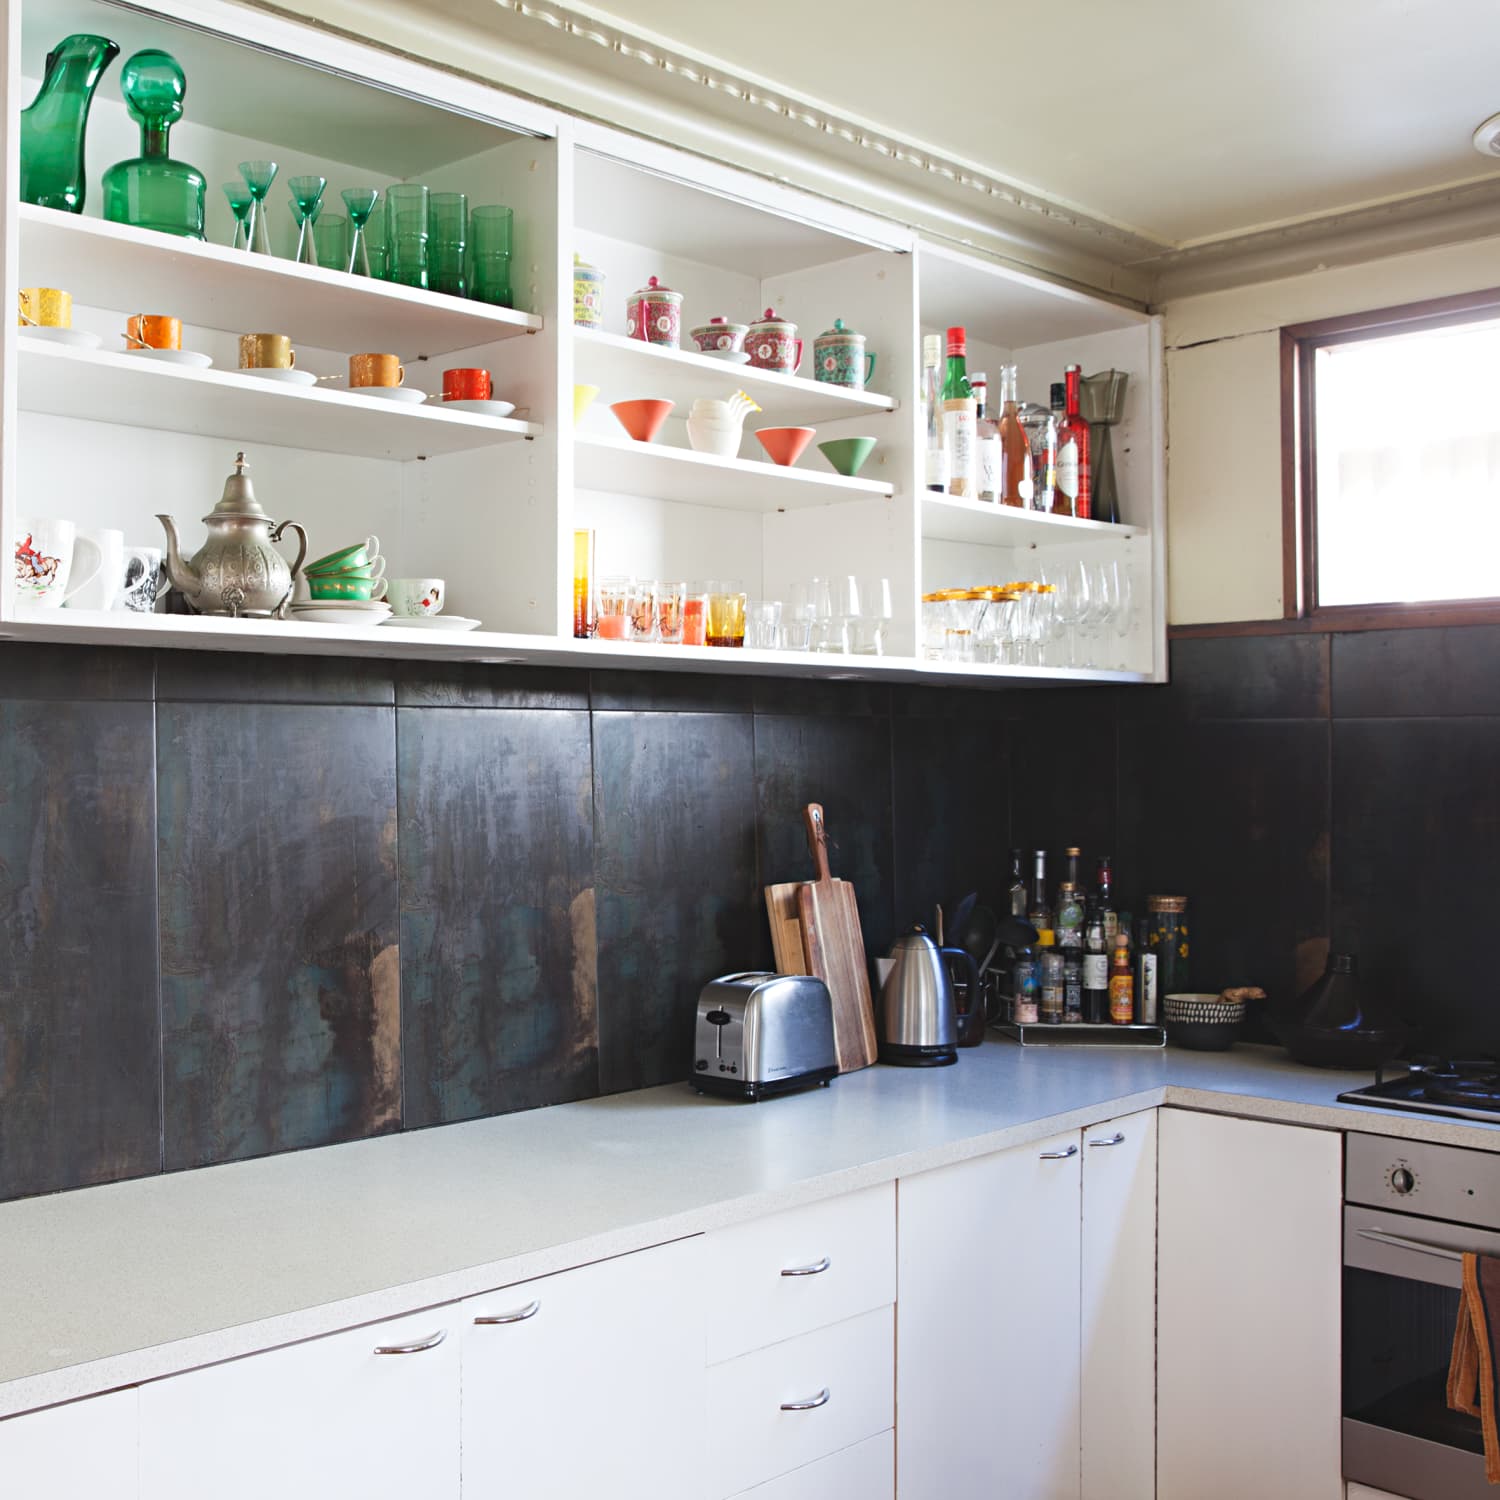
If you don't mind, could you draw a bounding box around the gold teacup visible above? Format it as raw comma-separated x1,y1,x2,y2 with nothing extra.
19,287,71,329
239,333,296,370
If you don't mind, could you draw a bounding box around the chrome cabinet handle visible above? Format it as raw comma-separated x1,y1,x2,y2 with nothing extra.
781,1256,832,1278
373,1329,446,1355
1039,1143,1079,1160
780,1387,831,1412
1087,1132,1126,1147
473,1299,541,1326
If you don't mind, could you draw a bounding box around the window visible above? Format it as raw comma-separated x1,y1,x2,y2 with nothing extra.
1284,291,1500,623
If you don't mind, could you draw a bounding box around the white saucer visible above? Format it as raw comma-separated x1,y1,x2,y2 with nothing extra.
349,385,427,405
290,605,391,625
699,349,751,364
439,398,516,418
290,598,390,612
239,366,317,387
380,614,481,631
122,347,213,368
20,325,102,349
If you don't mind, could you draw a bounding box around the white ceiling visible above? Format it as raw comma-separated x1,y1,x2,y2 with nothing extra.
573,0,1500,248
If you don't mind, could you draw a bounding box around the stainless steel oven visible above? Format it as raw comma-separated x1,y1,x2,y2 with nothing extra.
1345,1132,1500,1499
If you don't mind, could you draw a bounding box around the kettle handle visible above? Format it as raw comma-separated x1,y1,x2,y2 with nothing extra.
940,945,984,1044
802,803,832,885
270,520,308,620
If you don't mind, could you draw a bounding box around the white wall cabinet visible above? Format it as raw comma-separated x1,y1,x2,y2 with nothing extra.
461,1236,705,1500
1157,1108,1343,1500
0,1387,139,1497
138,1306,460,1499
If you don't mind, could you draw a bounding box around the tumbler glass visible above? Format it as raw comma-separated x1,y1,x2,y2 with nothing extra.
745,599,782,650
430,190,468,298
384,183,430,289
315,212,348,271
682,590,709,646
707,582,746,647
628,578,658,642
469,204,514,307
658,581,686,644
596,576,629,640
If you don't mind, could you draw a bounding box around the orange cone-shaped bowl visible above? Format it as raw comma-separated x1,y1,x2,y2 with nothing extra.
756,425,815,466
611,398,674,443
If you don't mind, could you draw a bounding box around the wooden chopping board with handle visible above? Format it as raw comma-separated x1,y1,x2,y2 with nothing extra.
796,803,878,1073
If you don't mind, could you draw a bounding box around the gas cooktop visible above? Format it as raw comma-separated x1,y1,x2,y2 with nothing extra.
1339,1059,1500,1123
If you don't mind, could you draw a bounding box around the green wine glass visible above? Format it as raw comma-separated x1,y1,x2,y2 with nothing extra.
222,181,252,250
341,186,379,276
288,174,325,265
238,158,278,255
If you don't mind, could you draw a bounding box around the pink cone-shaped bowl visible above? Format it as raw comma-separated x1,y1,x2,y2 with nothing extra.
611,398,674,443
755,425,815,466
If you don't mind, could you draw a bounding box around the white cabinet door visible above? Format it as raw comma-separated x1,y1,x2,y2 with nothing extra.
1080,1108,1157,1500
1346,1486,1410,1499
0,1389,139,1497
139,1307,459,1499
898,1129,1083,1500
461,1235,704,1500
1158,1109,1342,1500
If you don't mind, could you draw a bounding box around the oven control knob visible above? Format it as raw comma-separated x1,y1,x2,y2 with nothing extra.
1390,1166,1417,1195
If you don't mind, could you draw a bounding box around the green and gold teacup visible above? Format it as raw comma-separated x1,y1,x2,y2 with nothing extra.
308,574,387,602
306,535,379,575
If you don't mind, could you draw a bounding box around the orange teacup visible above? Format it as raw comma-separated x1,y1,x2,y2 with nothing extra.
349,352,405,388
125,314,181,351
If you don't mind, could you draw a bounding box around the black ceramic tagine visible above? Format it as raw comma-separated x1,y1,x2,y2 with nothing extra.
1272,952,1409,1068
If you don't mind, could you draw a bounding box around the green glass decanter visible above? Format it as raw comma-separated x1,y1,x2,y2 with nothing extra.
102,50,205,239
20,34,119,212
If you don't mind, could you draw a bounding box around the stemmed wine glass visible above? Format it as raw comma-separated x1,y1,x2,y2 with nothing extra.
1053,562,1091,669
1111,558,1134,669
1083,560,1116,668
222,182,252,250
238,159,278,255
288,175,326,265
342,187,380,276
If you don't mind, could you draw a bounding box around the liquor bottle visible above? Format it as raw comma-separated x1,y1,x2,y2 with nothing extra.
1054,363,1092,519
1020,399,1056,513
1055,846,1084,949
973,372,1000,503
997,364,1031,508
1062,946,1083,1023
1134,915,1159,1024
1109,931,1134,1024
1007,848,1028,919
1027,850,1054,947
922,334,948,493
1012,941,1040,1025
942,326,977,498
1082,899,1109,1023
1038,936,1064,1024
1096,855,1118,945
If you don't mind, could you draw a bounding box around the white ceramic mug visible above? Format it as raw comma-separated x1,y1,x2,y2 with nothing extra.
115,546,164,612
64,528,124,611
14,518,102,609
388,577,445,618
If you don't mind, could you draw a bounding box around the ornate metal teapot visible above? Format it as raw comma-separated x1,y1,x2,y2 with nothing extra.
158,450,306,618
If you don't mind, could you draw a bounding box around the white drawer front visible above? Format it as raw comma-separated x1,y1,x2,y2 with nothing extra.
706,1307,893,1499
729,1431,893,1499
705,1183,895,1363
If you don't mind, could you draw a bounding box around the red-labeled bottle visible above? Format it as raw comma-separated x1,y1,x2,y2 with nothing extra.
1054,363,1092,519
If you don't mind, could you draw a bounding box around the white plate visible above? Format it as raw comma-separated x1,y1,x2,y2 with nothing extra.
290,599,390,613
122,347,214,368
380,614,482,631
438,398,517,419
239,366,317,387
349,384,427,404
700,349,751,364
289,606,391,625
20,325,102,349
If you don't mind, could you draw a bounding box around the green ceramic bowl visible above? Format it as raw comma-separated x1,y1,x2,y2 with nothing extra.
817,436,877,477
308,574,382,602
307,541,372,574
305,560,376,580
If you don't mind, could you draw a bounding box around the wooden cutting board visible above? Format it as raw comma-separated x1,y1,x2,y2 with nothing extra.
763,881,809,975
796,803,878,1073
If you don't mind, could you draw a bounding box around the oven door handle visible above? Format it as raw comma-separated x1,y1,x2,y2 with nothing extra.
1356,1227,1465,1264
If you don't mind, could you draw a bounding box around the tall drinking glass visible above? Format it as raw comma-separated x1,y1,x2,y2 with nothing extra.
384,183,430,289
430,191,467,297
469,204,513,307
315,212,348,271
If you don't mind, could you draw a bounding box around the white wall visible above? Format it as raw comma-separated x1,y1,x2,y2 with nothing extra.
1163,231,1500,623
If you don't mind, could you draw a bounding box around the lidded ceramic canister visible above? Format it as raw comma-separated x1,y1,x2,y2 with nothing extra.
813,317,876,389
746,308,802,373
573,253,604,329
689,315,748,354
625,275,683,347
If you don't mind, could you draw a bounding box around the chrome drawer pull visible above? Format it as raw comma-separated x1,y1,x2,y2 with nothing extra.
1356,1228,1462,1263
780,1387,831,1412
1087,1132,1126,1147
473,1299,541,1326
1039,1143,1079,1160
373,1329,446,1355
780,1256,832,1278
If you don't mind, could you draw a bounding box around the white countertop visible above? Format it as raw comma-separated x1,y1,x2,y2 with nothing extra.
0,1041,1489,1419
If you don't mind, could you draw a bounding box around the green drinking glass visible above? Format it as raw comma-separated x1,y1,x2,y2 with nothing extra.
429,190,467,298
102,50,206,239
222,181,253,250
288,174,325,265
364,214,387,279
469,204,514,307
316,212,348,271
239,158,278,256
384,183,429,289
20,33,119,213
341,186,379,276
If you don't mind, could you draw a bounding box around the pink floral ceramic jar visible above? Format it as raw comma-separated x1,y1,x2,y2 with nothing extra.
689,315,748,354
625,276,683,347
746,308,803,374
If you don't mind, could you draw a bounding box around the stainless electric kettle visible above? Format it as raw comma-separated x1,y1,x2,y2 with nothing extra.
878,927,982,1066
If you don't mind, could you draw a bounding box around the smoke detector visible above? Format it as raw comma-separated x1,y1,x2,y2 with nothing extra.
1474,113,1500,156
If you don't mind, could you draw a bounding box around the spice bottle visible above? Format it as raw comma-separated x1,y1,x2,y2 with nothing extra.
1109,931,1134,1024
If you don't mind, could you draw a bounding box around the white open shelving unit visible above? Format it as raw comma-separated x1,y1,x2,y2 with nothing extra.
0,0,1166,685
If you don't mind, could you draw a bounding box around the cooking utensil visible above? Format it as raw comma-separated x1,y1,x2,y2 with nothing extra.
795,803,878,1073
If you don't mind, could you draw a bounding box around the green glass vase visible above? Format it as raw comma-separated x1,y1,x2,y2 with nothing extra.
20,33,120,212
102,50,206,239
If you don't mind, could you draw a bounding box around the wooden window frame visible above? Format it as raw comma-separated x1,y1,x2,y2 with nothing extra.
1280,286,1500,631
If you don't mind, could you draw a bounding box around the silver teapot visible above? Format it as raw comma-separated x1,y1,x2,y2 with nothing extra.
158,451,306,618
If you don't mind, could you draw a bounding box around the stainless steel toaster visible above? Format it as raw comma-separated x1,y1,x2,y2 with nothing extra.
691,972,838,1101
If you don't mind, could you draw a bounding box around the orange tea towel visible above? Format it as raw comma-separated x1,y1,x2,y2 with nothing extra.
1449,1251,1500,1483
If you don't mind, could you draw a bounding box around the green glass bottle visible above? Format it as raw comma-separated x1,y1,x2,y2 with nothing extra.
102,50,205,239
20,34,119,212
